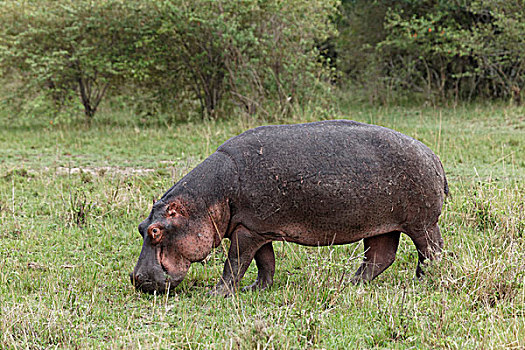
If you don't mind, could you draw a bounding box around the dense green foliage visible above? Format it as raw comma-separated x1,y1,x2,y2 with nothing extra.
1,104,524,348
337,0,525,103
144,0,337,119
0,0,145,118
0,0,337,120
1,0,524,121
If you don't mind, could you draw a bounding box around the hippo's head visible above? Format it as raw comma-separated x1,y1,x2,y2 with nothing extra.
130,196,229,294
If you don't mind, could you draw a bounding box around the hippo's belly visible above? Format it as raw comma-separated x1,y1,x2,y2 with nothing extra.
269,222,404,246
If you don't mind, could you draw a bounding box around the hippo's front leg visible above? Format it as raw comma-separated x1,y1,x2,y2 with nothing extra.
242,242,275,292
211,225,267,296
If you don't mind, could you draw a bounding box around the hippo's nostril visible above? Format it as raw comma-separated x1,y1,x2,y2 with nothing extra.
130,272,146,288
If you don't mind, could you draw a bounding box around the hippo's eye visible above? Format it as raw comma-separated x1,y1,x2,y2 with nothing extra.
148,226,163,244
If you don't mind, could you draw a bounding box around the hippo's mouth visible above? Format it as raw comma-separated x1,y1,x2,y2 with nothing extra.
159,262,174,291
130,273,171,294
157,246,184,291
157,247,173,288
159,247,170,276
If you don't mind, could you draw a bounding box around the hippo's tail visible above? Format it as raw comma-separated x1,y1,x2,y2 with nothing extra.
438,157,449,197
435,155,449,197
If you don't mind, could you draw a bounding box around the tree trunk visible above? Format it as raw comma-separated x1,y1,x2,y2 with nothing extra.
77,75,109,121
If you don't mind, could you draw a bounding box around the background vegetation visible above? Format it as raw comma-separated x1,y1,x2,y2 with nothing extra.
0,0,524,348
2,0,523,123
337,0,525,104
0,0,337,121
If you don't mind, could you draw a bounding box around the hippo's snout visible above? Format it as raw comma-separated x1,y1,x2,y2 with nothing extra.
130,271,172,294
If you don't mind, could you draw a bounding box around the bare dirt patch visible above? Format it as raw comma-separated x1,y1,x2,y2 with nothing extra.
49,166,156,177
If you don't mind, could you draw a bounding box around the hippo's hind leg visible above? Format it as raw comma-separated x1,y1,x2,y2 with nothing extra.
351,231,401,284
406,222,443,278
211,225,267,296
242,242,275,292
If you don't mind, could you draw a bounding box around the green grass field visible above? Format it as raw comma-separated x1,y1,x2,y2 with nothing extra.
1,104,524,349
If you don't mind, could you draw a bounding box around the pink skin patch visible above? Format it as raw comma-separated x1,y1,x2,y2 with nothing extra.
157,245,190,287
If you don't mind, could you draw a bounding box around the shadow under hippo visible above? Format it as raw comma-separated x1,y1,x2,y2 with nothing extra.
130,120,448,295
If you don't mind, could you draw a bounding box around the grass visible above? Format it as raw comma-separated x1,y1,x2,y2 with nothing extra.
0,102,524,349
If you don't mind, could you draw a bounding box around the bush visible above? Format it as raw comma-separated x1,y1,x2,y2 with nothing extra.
135,0,338,120
0,0,338,121
0,0,147,120
337,0,525,103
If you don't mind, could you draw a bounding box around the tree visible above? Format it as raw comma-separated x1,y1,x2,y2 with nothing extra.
0,0,144,120
0,0,339,121
132,0,339,119
336,0,525,102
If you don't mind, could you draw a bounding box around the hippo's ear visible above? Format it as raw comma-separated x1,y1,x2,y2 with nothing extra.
166,201,188,219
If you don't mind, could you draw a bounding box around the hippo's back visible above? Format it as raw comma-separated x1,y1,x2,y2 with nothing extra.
218,120,446,242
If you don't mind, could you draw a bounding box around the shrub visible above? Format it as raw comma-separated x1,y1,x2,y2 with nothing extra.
0,0,147,120
337,0,525,103
134,0,338,120
0,0,338,121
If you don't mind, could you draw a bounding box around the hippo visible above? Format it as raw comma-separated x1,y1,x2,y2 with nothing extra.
131,120,448,295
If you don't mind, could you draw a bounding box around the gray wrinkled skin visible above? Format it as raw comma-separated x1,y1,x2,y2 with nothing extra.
131,120,448,295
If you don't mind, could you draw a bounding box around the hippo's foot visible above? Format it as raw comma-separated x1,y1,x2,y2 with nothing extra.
407,224,443,278
208,282,237,297
241,277,273,292
349,275,366,285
